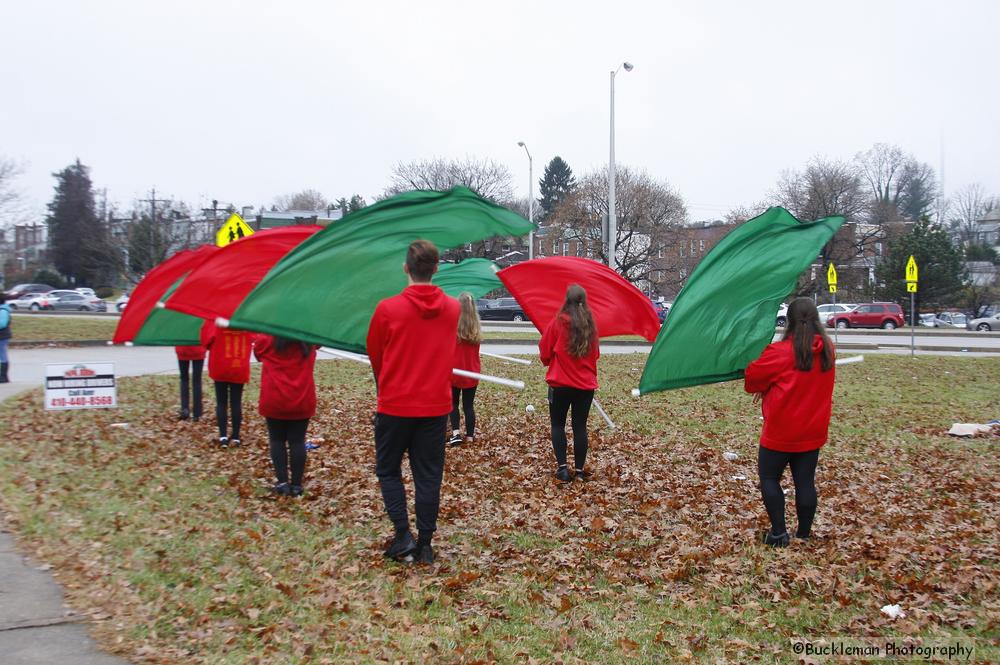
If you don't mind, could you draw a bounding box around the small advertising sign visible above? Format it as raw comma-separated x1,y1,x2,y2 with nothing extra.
44,362,117,411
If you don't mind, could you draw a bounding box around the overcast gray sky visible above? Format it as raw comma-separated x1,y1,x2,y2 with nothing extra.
2,0,998,221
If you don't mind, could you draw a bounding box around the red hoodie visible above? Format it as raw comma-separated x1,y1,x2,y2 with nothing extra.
744,335,836,453
452,340,481,388
254,336,317,420
201,321,252,384
175,345,206,361
367,284,460,417
539,313,600,390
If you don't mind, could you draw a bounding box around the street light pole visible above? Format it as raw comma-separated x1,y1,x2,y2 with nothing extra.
608,61,633,272
517,141,534,259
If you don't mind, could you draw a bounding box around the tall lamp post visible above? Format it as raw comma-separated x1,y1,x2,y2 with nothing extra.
517,141,534,259
608,61,633,272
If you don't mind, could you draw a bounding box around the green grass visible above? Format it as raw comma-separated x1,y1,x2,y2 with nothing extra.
9,314,118,342
0,355,996,663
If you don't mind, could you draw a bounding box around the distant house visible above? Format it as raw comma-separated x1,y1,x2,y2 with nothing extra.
256,209,343,230
974,208,1000,252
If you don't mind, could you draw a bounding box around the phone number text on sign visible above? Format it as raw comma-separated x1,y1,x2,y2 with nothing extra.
44,362,117,411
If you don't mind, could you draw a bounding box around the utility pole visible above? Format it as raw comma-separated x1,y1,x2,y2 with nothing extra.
140,188,170,270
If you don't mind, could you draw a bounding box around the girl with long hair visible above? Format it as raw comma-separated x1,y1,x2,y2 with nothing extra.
449,292,481,446
539,284,600,482
745,297,836,547
254,335,318,497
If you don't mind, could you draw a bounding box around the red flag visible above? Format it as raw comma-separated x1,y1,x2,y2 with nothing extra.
497,256,661,341
164,225,322,322
113,244,218,344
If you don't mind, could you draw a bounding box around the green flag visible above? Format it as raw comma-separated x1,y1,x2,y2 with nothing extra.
432,258,503,299
228,187,534,352
638,207,844,393
132,278,203,346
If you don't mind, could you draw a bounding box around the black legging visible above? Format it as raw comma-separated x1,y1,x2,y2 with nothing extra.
758,446,820,538
548,386,595,470
178,359,203,418
267,418,309,486
214,381,244,439
450,386,477,437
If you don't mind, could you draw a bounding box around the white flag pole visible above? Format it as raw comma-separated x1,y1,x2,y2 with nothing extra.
592,397,616,429
318,347,525,389
480,350,531,365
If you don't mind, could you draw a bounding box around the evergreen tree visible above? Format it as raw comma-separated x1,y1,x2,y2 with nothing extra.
127,213,172,277
875,217,966,309
45,160,121,286
538,156,576,217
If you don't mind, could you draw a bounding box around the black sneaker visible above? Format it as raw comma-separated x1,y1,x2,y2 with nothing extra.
415,543,434,565
218,436,229,448
574,469,592,481
447,433,462,446
230,438,242,448
289,484,303,497
761,530,789,548
555,467,572,482
179,410,190,421
384,530,417,560
272,482,291,496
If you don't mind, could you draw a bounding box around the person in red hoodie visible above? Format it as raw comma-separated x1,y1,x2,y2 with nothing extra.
744,297,836,547
448,292,481,446
539,284,600,483
367,239,460,565
201,321,253,448
254,335,318,497
174,344,206,421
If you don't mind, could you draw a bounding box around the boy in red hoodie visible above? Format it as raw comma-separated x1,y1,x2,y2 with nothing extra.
201,321,253,448
367,240,460,565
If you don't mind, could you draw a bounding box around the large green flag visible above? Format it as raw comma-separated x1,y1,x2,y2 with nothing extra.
432,258,503,299
132,278,203,346
228,187,534,352
638,207,844,394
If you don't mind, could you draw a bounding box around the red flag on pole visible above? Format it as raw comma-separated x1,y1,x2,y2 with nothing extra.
497,256,661,340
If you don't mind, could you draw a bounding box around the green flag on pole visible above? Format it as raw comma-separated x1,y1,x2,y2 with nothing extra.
432,258,503,299
638,207,844,394
228,187,534,352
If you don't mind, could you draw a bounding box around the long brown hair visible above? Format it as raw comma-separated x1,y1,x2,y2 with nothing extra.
560,284,596,358
457,292,482,344
782,298,835,372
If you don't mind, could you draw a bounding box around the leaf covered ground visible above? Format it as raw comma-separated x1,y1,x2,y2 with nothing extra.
0,354,997,663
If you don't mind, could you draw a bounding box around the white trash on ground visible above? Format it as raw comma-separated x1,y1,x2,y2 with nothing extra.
880,604,906,619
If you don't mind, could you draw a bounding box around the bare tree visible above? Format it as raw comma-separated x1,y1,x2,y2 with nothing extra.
0,157,26,227
273,189,329,211
547,166,687,284
947,183,997,245
383,157,515,203
724,202,770,225
855,143,937,224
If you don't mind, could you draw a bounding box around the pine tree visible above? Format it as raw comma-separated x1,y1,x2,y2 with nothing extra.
46,160,121,286
538,157,576,217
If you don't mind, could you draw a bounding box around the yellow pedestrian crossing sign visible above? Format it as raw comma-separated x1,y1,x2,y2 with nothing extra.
907,282,917,293
905,255,918,292
827,263,837,293
216,213,254,247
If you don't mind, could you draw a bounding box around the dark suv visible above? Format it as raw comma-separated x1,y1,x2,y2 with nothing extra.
826,303,905,330
479,297,529,322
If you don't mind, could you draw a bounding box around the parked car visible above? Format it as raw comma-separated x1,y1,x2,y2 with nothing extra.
817,303,855,322
75,288,97,298
775,303,788,327
826,302,905,329
918,313,937,327
933,311,969,329
115,292,130,312
649,299,670,323
48,290,108,312
967,312,1000,331
4,283,55,300
479,297,529,322
9,292,56,311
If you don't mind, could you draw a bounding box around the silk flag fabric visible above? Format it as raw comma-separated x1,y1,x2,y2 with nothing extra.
132,279,204,346
497,256,662,341
432,258,503,299
228,187,534,352
638,207,844,394
165,225,322,321
112,244,218,344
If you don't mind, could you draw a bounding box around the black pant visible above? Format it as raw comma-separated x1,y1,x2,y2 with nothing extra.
214,381,244,439
178,359,204,418
758,446,820,538
266,417,309,486
374,413,447,543
548,387,595,470
450,386,477,437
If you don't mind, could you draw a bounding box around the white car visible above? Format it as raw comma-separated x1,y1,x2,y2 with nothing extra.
9,292,56,311
76,288,97,298
115,293,130,312
817,303,855,322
